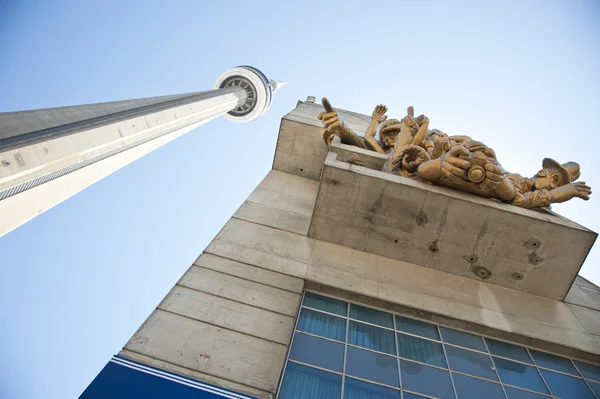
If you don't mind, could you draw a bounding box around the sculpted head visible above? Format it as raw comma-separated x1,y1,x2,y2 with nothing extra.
377,119,402,149
532,160,581,190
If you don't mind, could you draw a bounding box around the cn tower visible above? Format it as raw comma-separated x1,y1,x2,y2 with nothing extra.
0,66,286,237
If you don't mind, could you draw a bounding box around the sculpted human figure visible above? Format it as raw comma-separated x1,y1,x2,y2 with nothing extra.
318,98,411,154
416,143,592,208
317,96,592,209
383,106,431,179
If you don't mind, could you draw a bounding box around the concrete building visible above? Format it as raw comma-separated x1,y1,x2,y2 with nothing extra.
0,66,285,237
82,99,600,398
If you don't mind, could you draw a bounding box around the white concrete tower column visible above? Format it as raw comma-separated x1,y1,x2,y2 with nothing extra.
0,66,285,237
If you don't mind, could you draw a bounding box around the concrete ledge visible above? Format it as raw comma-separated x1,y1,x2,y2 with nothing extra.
308,157,597,300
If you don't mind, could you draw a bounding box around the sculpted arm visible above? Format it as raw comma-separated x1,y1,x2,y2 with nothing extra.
318,98,368,149
512,182,592,208
364,104,388,153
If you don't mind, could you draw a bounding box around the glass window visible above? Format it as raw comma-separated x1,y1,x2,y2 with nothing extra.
350,304,394,328
529,349,578,376
279,362,342,399
540,369,595,399
486,338,532,364
400,360,455,399
588,380,600,397
349,320,396,355
493,357,548,394
344,377,400,399
303,292,347,316
297,308,346,341
280,292,600,399
345,346,399,387
289,333,344,372
452,373,505,399
439,327,486,352
504,386,549,399
445,344,498,381
402,394,429,399
395,315,440,340
574,360,600,382
396,333,447,368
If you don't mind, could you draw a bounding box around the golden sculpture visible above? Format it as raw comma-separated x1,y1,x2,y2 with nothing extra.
317,97,592,209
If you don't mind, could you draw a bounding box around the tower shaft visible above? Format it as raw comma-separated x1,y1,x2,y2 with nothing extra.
0,66,283,237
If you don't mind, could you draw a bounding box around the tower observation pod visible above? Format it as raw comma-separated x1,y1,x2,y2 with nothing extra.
0,66,285,237
214,65,287,123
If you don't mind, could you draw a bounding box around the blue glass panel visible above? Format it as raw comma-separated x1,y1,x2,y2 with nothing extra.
445,345,498,381
396,333,447,368
279,362,342,399
540,369,595,399
588,380,600,397
485,339,532,364
529,349,577,375
574,361,600,382
504,386,549,399
452,373,505,399
402,394,429,399
439,327,486,352
344,377,401,399
303,292,347,316
346,346,399,387
289,333,344,372
395,316,440,340
350,304,393,328
349,321,396,355
400,360,455,399
297,308,346,341
493,357,548,394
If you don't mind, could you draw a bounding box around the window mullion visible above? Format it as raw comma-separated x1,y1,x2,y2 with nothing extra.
340,302,350,399
439,325,459,399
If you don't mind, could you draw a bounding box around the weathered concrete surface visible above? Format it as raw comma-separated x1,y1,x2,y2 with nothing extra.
234,169,318,235
205,216,600,360
159,285,295,345
566,275,600,311
178,265,301,317
308,157,597,300
272,101,370,180
124,310,287,395
122,253,303,398
194,253,303,294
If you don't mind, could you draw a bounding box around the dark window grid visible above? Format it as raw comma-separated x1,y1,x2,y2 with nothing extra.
293,292,600,399
482,332,512,399
340,296,350,399
392,312,404,398
483,338,597,389
526,346,588,398
300,304,349,322
286,360,403,392
572,359,600,384
294,330,345,345
571,361,600,398
501,383,554,398
402,390,442,399
276,292,314,399
438,325,460,399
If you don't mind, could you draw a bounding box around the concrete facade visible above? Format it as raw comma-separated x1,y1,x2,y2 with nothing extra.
116,101,600,399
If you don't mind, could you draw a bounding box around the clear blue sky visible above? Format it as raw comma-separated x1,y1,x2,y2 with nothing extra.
0,1,598,398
